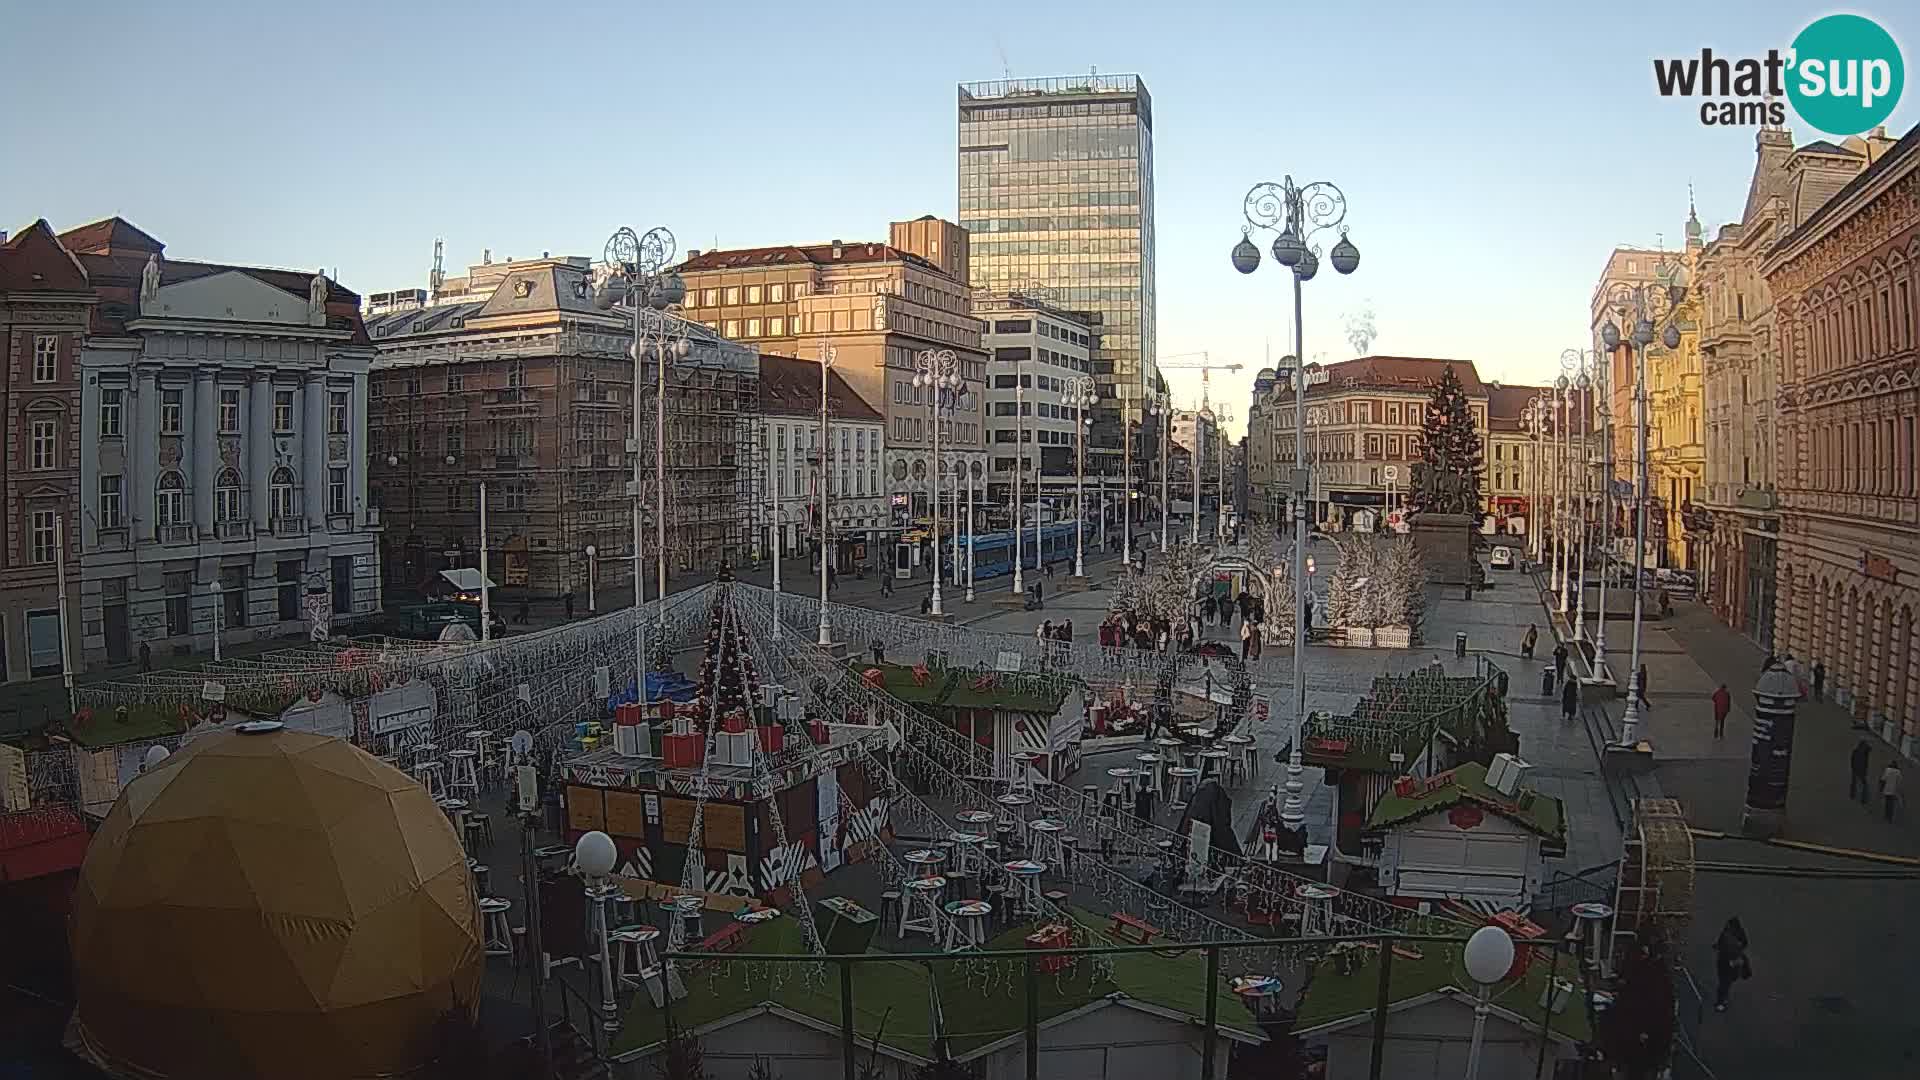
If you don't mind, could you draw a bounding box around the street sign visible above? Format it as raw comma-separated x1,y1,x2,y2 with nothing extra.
1383,465,1399,482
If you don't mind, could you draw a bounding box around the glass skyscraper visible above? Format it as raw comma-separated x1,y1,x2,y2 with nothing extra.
957,75,1156,473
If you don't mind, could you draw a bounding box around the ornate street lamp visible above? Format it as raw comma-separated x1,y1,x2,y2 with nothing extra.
914,350,964,616
817,340,836,646
1067,375,1098,578
1233,175,1359,832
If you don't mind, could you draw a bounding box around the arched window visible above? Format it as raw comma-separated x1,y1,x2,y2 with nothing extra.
156,471,188,533
215,468,245,523
270,466,300,525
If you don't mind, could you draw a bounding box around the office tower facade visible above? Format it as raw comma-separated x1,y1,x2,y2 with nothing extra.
957,75,1156,477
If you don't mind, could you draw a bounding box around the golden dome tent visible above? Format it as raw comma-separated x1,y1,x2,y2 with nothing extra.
70,722,481,1079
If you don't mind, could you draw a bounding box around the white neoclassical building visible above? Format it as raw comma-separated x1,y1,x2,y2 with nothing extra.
61,219,379,666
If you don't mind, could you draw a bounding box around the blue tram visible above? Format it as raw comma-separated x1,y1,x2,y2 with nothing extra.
948,523,1085,580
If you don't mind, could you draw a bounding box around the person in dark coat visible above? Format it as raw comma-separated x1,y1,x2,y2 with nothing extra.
1635,663,1652,710
138,641,152,673
1560,676,1580,722
563,592,575,620
1850,739,1874,805
1813,661,1826,701
1552,642,1570,684
1713,917,1750,1012
1711,683,1731,738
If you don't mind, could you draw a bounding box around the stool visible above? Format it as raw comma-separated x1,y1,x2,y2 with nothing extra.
948,831,988,875
900,877,945,940
413,760,446,799
943,899,991,951
1167,766,1200,807
447,749,480,798
463,816,488,855
1003,861,1045,919
1011,750,1044,797
466,812,494,851
1028,819,1066,869
608,925,662,986
878,890,902,932
1043,889,1070,914
470,862,490,896
1200,748,1230,781
993,821,1017,859
979,843,1002,889
412,743,441,767
1060,835,1080,883
945,870,973,901
1137,751,1165,797
1179,746,1200,774
996,793,1033,848
1080,785,1099,814
478,897,513,957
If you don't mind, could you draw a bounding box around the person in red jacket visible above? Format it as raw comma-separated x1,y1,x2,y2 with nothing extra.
1711,683,1732,738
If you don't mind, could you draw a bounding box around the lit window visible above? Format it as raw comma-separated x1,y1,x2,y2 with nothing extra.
32,335,58,383
703,289,718,306
769,317,785,336
746,318,762,337
770,283,786,302
725,287,740,305
746,285,762,304
724,321,739,338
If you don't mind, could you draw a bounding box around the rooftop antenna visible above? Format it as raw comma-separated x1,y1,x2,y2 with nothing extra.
428,238,445,302
992,33,1010,79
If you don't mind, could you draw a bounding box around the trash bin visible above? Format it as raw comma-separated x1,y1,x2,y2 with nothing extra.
1541,666,1557,696
1454,631,1468,658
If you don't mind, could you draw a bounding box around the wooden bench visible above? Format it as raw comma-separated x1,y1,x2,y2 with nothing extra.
699,920,747,954
1108,912,1161,946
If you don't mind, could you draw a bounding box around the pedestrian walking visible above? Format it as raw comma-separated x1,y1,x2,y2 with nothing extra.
1711,683,1731,738
563,592,575,620
1039,621,1052,647
881,575,894,598
1712,917,1750,1012
1304,594,1315,633
1849,739,1873,805
920,593,932,615
1521,624,1538,661
515,598,531,625
1881,760,1903,823
871,639,885,666
1813,661,1826,701
1239,617,1253,662
1635,663,1651,711
1552,642,1569,685
1560,676,1579,722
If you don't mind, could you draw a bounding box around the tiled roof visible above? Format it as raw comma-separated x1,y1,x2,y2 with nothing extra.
759,353,883,422
56,216,165,256
1772,122,1920,257
1795,139,1859,157
1486,383,1550,421
0,219,89,292
1308,356,1488,397
75,251,366,343
679,241,941,276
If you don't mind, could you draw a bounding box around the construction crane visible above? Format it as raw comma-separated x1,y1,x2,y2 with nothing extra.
1151,352,1245,547
1158,351,1245,412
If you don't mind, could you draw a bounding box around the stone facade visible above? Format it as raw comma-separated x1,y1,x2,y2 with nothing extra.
60,218,380,666
1763,124,1920,752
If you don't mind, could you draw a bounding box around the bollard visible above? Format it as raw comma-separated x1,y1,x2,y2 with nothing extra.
1741,663,1802,838
1454,632,1467,659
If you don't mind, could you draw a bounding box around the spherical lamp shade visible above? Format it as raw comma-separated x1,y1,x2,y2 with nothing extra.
1601,321,1621,350
1295,250,1320,282
594,282,617,311
71,728,480,1080
141,745,170,771
1231,236,1261,275
1632,318,1655,347
659,273,688,307
1271,228,1306,267
574,829,618,877
1464,925,1517,984
1555,374,1569,391
1662,324,1682,349
1329,234,1360,275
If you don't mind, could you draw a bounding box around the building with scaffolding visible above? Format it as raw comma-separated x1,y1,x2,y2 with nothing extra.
363,252,761,596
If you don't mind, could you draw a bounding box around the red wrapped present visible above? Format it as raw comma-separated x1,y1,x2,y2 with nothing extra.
662,733,706,769
722,711,749,735
659,698,676,721
807,719,829,745
756,724,785,754
615,703,642,727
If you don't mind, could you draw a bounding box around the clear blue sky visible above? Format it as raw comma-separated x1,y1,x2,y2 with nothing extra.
4,1,1914,435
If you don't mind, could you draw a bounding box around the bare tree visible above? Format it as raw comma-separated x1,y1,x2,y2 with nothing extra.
1344,306,1377,356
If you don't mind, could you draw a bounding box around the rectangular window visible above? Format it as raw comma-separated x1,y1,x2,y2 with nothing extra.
219,388,241,433
746,285,762,304
29,510,57,565
769,317,785,336
165,571,191,637
746,318,762,337
161,389,183,434
725,287,740,305
277,560,302,622
99,475,123,529
274,390,295,433
703,289,719,306
100,388,124,437
32,335,58,383
221,565,247,628
30,419,57,470
447,370,466,392
329,391,349,434
328,467,349,516
332,556,353,615
770,283,786,302
724,320,739,338
26,609,62,677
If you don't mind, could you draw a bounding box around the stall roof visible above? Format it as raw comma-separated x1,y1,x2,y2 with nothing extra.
1366,760,1566,844
857,661,1073,714
438,569,497,592
1294,940,1591,1044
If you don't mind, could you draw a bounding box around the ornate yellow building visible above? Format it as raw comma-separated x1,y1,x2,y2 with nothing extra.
1649,215,1706,570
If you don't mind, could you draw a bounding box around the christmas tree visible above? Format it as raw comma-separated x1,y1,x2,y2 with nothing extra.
1411,364,1484,521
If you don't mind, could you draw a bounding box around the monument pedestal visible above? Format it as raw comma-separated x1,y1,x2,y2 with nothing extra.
1410,513,1476,585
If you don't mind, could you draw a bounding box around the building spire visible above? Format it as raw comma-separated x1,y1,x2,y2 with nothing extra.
1685,183,1704,247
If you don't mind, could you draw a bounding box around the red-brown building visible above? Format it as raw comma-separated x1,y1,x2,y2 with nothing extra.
0,222,92,690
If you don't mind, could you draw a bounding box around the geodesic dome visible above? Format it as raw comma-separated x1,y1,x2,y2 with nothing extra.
70,724,481,1080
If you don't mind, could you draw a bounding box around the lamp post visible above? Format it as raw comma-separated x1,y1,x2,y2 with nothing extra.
1521,398,1542,564
768,468,783,641
208,580,224,663
1122,398,1134,567
1601,286,1663,747
1189,407,1208,548
818,340,836,647
1235,174,1361,832
965,461,977,602
1012,348,1026,595
1214,405,1235,545
572,830,623,1035
1463,925,1517,1080
1562,350,1595,637
597,225,686,691
1151,390,1172,553
914,349,963,616
585,544,597,613
1593,339,1615,682
1067,375,1097,578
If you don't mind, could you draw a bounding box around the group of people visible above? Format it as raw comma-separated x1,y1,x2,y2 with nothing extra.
1099,612,1176,652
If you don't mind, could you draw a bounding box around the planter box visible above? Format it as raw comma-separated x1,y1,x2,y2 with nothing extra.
1374,627,1413,649
1347,628,1376,648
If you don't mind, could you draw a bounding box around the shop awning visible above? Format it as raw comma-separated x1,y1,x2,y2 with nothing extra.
438,569,497,593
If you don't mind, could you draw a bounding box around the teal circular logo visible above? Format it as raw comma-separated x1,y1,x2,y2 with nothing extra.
1787,14,1904,135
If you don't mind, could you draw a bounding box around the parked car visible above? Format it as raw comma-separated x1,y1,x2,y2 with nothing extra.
1490,545,1515,570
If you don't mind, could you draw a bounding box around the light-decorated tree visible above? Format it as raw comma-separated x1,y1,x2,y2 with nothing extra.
1107,542,1209,627
1248,525,1297,645
1323,535,1427,633
1411,364,1485,522
1376,535,1428,634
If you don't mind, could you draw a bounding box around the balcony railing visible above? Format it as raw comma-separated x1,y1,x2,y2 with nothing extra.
160,524,194,545
272,517,308,538
216,520,252,541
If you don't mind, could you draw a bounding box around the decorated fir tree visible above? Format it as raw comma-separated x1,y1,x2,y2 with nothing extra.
1411,364,1485,521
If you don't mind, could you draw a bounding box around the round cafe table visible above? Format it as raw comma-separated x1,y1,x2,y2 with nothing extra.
737,907,781,924
1198,747,1231,780
904,848,947,879
1231,974,1285,1020
956,809,995,827
1106,766,1140,798
1002,859,1047,918
943,899,993,951
1294,883,1337,936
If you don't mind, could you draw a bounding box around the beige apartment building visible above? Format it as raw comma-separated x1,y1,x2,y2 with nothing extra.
675,220,988,542
1696,126,1893,646
1764,123,1918,751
